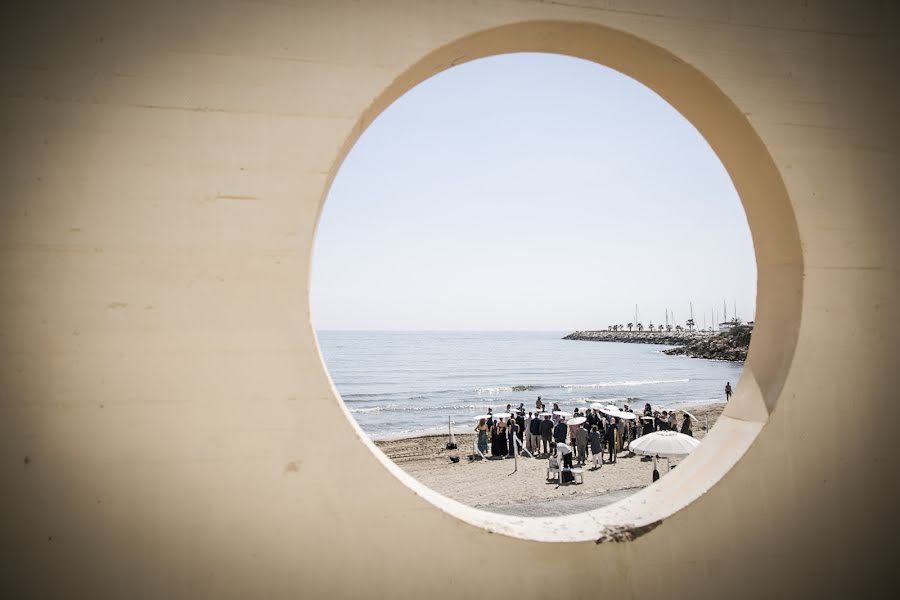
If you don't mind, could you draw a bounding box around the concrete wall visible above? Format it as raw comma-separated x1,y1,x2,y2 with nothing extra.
1,1,897,597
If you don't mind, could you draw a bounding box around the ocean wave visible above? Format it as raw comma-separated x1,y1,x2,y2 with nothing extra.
476,385,539,393
349,403,502,414
562,378,689,389
475,386,512,394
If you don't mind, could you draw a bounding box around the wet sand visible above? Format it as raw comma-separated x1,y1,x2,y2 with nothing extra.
375,402,725,517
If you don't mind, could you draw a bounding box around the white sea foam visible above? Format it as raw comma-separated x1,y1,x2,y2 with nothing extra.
562,378,689,389
348,406,385,413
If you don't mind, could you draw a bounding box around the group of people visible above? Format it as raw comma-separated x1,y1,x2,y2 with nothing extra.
473,397,695,471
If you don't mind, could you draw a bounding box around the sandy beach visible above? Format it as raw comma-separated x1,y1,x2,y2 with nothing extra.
376,402,725,517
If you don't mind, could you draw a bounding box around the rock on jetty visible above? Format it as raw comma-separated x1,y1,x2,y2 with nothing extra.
563,329,749,362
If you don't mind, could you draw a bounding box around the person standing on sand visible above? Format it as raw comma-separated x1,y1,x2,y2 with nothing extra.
725,382,733,402
515,411,525,448
486,407,494,429
506,417,518,457
680,414,693,437
657,411,669,431
529,412,541,453
523,412,533,453
668,411,677,432
554,417,567,445
589,425,603,469
575,422,589,466
491,419,506,457
568,418,579,444
539,414,553,455
475,418,489,455
606,418,618,464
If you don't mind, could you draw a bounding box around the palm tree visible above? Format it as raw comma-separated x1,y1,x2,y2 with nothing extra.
686,318,695,332
675,325,683,332
636,323,644,332
648,322,655,332
666,324,672,332
627,322,633,332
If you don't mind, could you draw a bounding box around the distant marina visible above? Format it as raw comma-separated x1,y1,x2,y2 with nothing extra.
563,328,751,361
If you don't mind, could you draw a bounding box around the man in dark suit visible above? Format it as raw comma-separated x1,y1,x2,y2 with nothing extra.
554,417,568,444
539,414,553,455
605,418,618,464
515,411,525,448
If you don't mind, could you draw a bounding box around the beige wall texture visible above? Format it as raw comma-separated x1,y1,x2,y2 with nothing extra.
1,0,898,598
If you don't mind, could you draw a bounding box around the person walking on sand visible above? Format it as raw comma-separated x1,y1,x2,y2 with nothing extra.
575,422,589,466
589,425,603,469
725,381,733,402
475,418,489,456
539,414,553,455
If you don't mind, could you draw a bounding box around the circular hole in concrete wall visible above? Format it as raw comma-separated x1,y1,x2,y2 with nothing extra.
312,52,757,522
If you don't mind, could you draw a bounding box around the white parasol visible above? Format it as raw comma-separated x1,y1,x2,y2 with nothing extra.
681,410,698,421
630,430,701,457
567,416,587,426
553,411,572,418
492,412,512,419
473,414,492,421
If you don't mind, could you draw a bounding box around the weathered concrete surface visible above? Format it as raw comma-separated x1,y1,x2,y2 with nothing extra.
0,1,897,598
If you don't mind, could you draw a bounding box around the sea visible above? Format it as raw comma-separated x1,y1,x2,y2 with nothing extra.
316,331,743,440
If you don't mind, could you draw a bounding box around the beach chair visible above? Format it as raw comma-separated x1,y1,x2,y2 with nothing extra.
569,467,584,484
547,457,560,481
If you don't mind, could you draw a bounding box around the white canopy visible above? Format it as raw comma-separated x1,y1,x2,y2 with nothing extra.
629,430,701,457
595,406,637,420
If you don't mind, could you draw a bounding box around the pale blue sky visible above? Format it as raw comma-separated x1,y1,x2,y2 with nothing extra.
311,53,756,331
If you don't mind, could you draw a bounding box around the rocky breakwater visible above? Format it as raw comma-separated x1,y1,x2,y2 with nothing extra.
563,327,750,362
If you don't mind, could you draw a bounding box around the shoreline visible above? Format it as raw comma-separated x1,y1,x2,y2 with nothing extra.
375,401,726,516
